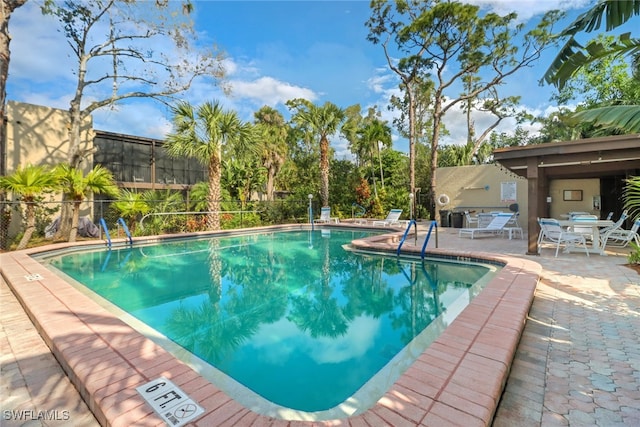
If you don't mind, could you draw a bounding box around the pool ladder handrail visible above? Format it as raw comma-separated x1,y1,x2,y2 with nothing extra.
100,217,133,248
420,220,438,260
396,220,438,259
396,219,418,256
351,202,366,219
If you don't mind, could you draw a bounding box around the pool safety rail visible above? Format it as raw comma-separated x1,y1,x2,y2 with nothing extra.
396,220,438,259
100,217,133,248
351,202,366,219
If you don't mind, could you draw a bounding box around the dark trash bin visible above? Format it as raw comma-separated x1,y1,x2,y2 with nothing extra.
451,211,464,228
439,210,451,227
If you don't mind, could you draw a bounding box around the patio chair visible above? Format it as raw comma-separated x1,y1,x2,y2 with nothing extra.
477,213,495,228
601,219,640,248
568,214,598,240
464,210,478,228
600,210,628,235
537,218,590,257
458,212,513,239
314,206,339,224
372,209,404,227
504,212,523,240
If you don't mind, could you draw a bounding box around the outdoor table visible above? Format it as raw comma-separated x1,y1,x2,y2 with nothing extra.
558,219,614,255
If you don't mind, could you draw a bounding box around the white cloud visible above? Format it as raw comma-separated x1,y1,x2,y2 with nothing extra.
465,0,592,21
9,2,75,84
250,315,381,366
92,101,172,139
228,76,318,107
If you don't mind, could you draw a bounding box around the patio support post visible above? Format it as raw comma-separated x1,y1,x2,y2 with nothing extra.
526,157,540,255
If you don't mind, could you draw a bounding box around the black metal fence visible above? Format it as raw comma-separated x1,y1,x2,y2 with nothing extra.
0,198,320,250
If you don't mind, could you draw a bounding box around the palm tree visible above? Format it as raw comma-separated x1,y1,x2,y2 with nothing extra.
0,164,58,249
165,101,257,230
624,176,640,220
55,164,119,242
358,119,392,195
254,106,289,201
112,189,150,231
288,99,345,206
544,0,640,132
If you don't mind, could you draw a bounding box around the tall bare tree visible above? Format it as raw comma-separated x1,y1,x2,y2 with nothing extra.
41,0,225,239
1,0,27,174
0,0,27,249
367,0,561,219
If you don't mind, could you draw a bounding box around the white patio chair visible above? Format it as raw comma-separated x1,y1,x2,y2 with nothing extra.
458,212,513,239
372,209,404,227
504,212,523,240
314,207,339,224
537,218,590,257
464,210,478,228
568,214,598,240
600,210,628,235
601,219,640,248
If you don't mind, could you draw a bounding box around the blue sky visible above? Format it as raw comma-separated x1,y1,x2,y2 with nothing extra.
8,0,615,158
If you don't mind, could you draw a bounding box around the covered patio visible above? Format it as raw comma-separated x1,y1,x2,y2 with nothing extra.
492,134,640,255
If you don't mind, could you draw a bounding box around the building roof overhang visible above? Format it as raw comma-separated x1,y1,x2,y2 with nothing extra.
493,134,640,178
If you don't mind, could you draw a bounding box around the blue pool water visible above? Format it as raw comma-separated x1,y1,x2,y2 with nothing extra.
46,229,496,414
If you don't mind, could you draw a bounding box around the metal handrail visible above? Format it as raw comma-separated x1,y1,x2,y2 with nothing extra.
420,220,438,259
351,203,366,219
396,220,418,256
100,218,112,248
118,217,133,245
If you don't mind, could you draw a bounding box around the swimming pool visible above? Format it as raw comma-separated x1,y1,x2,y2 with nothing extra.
44,228,498,419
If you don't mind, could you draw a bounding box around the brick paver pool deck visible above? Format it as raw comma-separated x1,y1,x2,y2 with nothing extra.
1,225,639,426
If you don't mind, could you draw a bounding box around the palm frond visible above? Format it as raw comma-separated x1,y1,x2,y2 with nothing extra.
545,33,640,89
570,105,640,133
560,0,640,36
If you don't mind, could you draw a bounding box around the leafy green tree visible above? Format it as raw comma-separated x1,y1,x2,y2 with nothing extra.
142,189,185,233
165,101,257,230
54,164,119,242
0,164,58,249
287,99,345,207
552,36,640,107
544,0,640,132
358,117,392,198
254,106,289,201
367,0,561,219
221,157,265,203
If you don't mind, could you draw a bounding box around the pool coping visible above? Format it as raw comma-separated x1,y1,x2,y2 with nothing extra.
1,225,542,426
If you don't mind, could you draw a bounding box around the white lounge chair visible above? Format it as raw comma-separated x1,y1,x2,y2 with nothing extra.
601,219,640,248
458,212,513,239
372,209,404,227
537,218,590,257
314,206,339,224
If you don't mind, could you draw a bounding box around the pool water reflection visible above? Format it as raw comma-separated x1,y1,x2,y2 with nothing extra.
46,229,496,414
